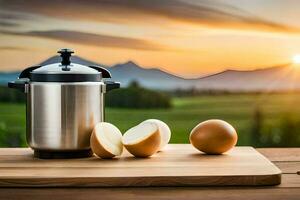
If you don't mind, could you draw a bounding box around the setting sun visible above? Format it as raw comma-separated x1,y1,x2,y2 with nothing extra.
293,54,300,64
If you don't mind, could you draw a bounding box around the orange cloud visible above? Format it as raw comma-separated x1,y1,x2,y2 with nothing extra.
1,0,300,33
0,30,169,51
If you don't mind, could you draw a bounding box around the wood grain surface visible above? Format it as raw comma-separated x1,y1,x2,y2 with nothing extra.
0,145,281,187
0,147,299,200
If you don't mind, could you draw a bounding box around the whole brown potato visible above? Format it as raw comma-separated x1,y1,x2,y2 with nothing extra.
189,119,238,154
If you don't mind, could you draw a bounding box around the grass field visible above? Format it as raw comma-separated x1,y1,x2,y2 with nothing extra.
1,93,300,147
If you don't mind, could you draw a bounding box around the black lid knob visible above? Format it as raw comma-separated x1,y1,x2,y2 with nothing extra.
58,48,74,66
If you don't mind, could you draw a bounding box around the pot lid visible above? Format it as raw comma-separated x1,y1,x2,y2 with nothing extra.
21,48,111,82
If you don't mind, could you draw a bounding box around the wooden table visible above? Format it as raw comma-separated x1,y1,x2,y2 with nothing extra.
0,147,299,200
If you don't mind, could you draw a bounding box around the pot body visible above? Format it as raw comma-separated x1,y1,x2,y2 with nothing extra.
26,82,105,151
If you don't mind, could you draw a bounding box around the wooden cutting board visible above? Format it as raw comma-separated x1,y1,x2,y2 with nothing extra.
0,144,281,187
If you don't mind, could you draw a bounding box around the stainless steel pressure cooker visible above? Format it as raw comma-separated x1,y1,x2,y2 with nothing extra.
8,49,120,159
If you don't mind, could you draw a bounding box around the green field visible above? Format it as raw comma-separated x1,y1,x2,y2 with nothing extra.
1,93,300,147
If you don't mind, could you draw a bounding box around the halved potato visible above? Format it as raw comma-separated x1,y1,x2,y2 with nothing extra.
122,122,160,157
141,119,171,151
90,122,123,159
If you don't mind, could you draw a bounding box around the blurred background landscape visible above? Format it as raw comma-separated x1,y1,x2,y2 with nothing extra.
1,0,300,147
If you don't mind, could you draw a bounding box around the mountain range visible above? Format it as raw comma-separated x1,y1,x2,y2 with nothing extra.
1,55,299,91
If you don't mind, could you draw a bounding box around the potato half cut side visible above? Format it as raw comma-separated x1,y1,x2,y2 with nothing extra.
141,119,171,151
122,122,160,157
90,122,123,159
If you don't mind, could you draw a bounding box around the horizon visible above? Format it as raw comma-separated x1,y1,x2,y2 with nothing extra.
1,0,300,78
0,54,294,80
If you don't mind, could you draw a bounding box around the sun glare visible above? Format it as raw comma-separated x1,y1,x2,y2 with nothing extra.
293,54,300,64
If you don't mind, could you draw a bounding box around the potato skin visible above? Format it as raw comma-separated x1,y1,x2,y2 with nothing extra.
124,130,161,158
190,119,238,154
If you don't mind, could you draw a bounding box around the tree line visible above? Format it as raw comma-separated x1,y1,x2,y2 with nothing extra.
105,81,171,108
0,81,172,109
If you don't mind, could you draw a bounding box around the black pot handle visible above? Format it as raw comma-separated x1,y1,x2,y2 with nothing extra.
105,81,120,92
8,78,29,93
19,65,41,78
89,65,111,78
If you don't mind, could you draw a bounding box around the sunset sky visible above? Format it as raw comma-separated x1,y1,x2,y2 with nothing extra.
1,0,300,77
